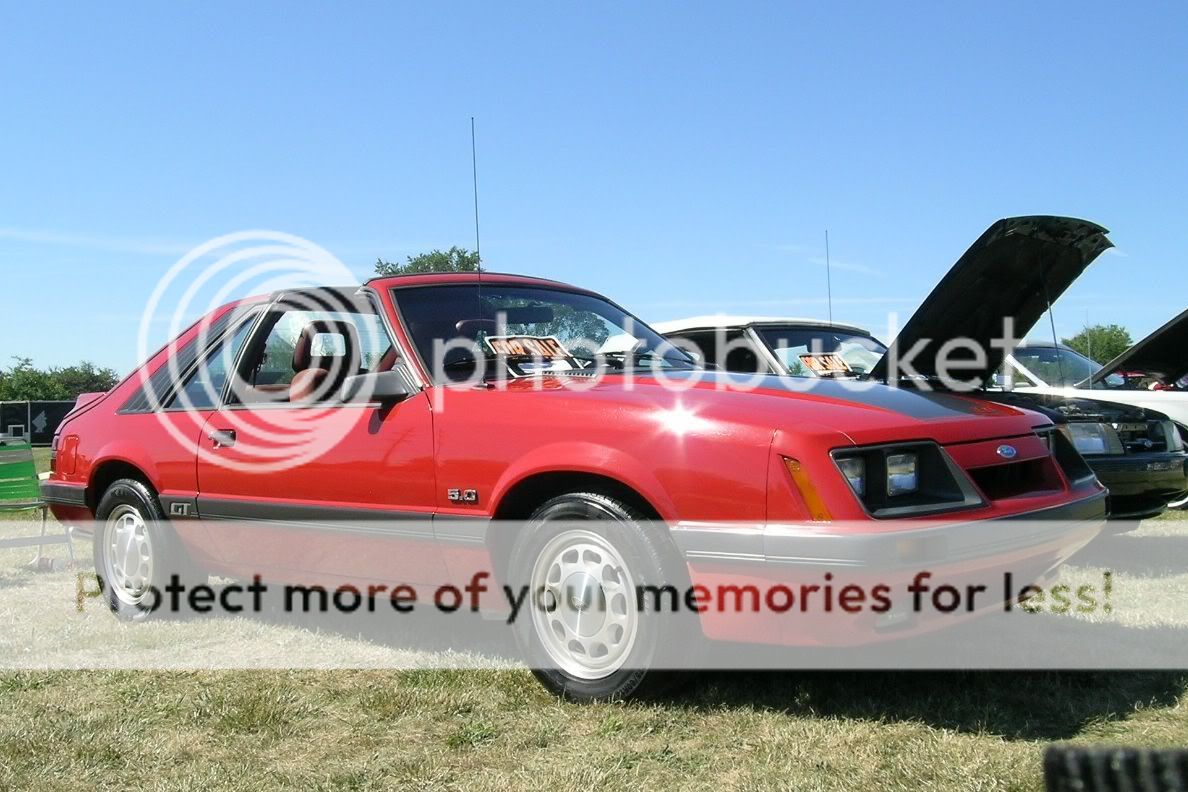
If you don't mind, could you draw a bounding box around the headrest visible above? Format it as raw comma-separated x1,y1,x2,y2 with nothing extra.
292,320,361,372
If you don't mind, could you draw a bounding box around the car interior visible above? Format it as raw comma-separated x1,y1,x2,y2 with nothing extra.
228,306,398,406
403,302,562,380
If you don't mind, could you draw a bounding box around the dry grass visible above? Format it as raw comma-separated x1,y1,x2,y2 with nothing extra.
0,667,1185,791
1,449,1185,791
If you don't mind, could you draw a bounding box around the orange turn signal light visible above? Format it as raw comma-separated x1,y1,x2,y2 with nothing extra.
784,458,833,522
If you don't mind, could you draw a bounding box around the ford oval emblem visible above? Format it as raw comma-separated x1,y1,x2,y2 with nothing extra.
997,444,1018,459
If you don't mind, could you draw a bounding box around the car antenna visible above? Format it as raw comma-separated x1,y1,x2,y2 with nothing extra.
825,229,833,324
470,116,486,338
471,116,482,274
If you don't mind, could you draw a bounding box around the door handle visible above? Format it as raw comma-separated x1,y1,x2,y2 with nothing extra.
208,429,236,448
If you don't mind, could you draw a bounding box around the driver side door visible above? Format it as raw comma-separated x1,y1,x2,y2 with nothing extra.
194,294,445,586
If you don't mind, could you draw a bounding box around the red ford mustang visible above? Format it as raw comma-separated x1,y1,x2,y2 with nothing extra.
42,271,1106,699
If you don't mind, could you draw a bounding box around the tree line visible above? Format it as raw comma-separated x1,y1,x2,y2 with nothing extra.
0,358,120,401
1061,324,1132,364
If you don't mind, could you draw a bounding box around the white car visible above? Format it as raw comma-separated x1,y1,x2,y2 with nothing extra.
649,315,885,376
1001,310,1188,430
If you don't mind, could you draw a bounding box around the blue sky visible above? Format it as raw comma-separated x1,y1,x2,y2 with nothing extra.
2,2,1185,372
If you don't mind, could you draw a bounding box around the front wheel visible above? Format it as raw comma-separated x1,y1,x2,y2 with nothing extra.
508,492,693,701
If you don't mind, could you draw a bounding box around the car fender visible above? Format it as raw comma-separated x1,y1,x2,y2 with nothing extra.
491,441,679,522
87,443,166,494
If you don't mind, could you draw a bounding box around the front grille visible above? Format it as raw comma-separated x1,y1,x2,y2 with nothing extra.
969,459,1053,500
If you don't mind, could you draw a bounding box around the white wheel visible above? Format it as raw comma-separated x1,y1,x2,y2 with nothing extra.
529,529,639,680
93,477,202,620
101,504,155,607
509,491,695,701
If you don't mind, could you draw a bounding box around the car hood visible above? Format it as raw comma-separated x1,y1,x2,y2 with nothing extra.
870,216,1113,384
531,372,1050,446
979,389,1165,425
1091,307,1188,386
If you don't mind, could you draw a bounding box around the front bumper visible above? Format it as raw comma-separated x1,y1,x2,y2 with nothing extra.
1087,452,1188,520
671,490,1107,646
671,490,1107,568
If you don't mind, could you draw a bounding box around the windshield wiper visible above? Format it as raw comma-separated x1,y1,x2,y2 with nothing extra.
438,353,506,381
608,350,695,367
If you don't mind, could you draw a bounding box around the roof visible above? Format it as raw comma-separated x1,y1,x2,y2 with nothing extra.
1014,339,1082,351
651,315,872,336
365,271,585,292
266,285,367,305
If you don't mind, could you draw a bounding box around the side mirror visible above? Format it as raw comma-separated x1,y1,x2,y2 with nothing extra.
340,370,412,405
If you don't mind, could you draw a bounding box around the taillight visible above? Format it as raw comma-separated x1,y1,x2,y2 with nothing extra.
58,435,80,475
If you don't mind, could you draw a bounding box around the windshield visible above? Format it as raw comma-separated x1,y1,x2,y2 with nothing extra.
755,326,886,377
1005,346,1122,388
392,284,695,382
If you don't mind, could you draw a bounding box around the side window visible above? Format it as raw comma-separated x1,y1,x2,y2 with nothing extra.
995,362,1016,389
671,332,716,366
1000,358,1038,389
168,317,255,410
723,331,765,374
233,308,393,404
255,311,307,389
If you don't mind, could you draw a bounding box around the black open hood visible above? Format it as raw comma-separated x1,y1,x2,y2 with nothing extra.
1091,307,1188,386
870,216,1113,384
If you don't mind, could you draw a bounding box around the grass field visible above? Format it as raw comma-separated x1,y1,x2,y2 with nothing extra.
1,448,1185,791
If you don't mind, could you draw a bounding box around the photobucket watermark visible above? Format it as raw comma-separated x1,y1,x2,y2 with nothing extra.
423,313,1027,410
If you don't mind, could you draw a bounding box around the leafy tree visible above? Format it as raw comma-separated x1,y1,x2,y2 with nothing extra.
374,246,481,276
1062,324,1133,364
51,361,122,398
0,358,56,400
0,357,120,401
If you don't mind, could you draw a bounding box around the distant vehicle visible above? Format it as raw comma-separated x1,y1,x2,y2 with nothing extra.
1000,310,1188,429
657,216,1188,521
42,271,1106,700
1002,332,1188,510
651,316,884,378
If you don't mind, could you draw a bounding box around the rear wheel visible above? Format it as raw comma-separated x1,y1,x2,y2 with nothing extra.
93,478,204,621
509,492,694,701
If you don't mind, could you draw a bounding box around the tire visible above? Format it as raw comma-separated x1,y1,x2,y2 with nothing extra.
93,478,204,621
508,491,695,702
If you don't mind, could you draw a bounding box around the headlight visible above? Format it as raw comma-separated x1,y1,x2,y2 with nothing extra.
837,457,866,496
831,442,984,518
886,452,919,496
1060,423,1124,456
